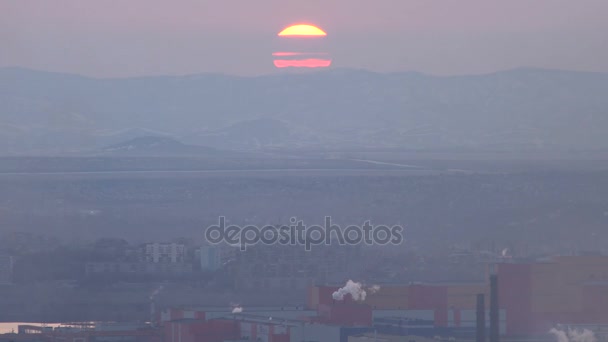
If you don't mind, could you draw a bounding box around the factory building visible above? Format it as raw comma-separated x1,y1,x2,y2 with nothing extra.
163,319,238,342
498,255,608,334
161,312,374,342
310,255,608,335
308,283,488,312
308,283,499,330
156,300,501,342
7,255,608,341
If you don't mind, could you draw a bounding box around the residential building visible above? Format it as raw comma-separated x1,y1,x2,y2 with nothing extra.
144,243,186,263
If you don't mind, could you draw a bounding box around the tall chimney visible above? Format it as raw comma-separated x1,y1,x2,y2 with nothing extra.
490,274,499,342
476,294,486,342
150,298,156,328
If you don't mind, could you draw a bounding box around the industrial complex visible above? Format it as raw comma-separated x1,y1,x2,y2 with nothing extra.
2,255,608,342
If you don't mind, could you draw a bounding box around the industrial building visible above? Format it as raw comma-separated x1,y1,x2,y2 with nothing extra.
155,300,502,342
498,255,608,334
308,284,506,336
5,256,608,341
160,309,375,342
310,256,608,336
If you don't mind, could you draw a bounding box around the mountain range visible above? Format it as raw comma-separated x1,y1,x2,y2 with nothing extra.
101,136,228,157
1,67,608,154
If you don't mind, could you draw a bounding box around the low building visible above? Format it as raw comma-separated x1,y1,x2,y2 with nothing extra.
85,261,193,275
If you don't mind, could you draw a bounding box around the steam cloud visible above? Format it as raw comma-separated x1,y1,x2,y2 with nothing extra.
369,284,381,294
231,306,243,314
550,328,596,342
332,280,381,301
149,285,164,300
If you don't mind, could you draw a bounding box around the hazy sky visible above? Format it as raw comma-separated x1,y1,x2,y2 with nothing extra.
2,0,608,77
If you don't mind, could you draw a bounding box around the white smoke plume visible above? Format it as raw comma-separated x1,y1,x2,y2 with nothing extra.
569,329,597,342
550,328,596,342
550,328,569,342
149,285,164,300
231,306,243,314
332,280,380,301
368,285,381,294
333,280,366,301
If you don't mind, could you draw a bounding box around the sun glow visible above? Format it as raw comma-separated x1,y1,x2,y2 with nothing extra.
278,24,327,37
273,23,331,69
272,52,329,57
273,59,332,68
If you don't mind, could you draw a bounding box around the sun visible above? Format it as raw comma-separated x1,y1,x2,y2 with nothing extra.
273,23,331,69
278,24,327,37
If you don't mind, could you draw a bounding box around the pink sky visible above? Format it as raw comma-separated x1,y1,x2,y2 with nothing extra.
2,0,608,76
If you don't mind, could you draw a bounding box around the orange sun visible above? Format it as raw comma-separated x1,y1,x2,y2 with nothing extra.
278,24,327,37
274,23,331,69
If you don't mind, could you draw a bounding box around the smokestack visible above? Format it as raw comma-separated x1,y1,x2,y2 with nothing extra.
490,274,499,342
476,294,486,342
150,299,156,328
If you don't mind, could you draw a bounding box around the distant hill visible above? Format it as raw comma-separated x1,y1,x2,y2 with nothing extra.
102,136,225,157
182,118,322,150
1,67,608,154
94,128,175,148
